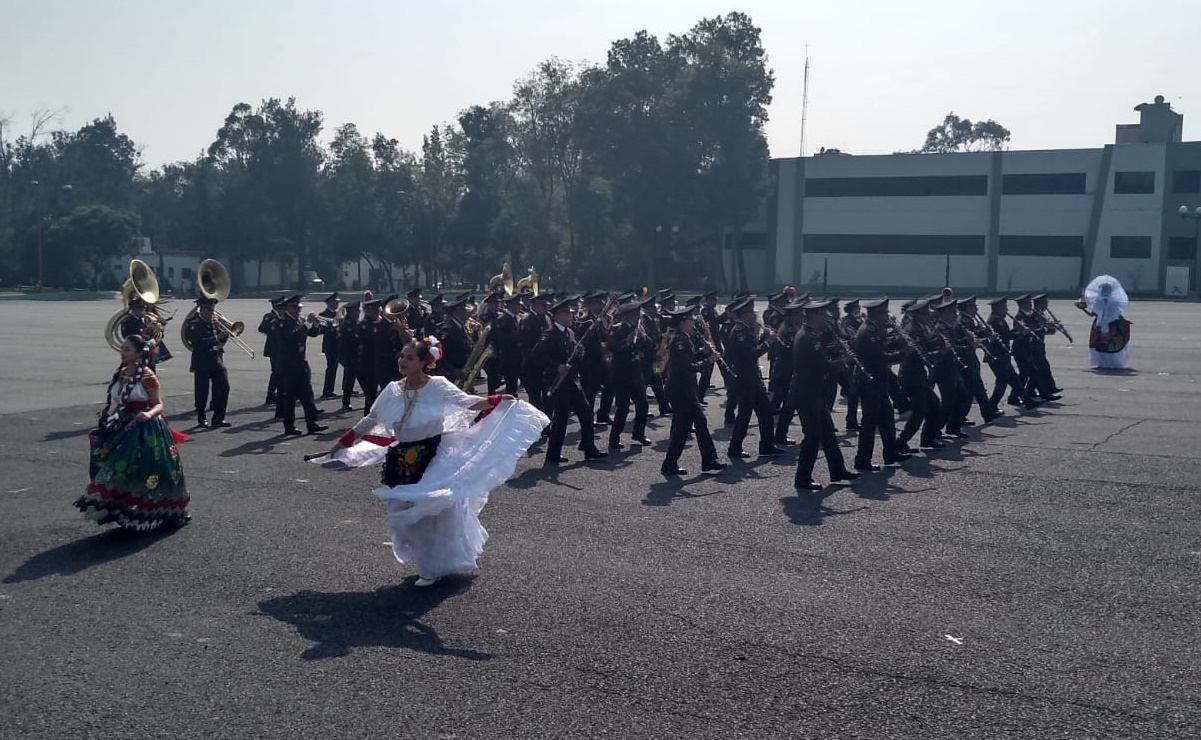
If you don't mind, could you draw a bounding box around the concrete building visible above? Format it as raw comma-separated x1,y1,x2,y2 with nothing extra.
745,96,1201,296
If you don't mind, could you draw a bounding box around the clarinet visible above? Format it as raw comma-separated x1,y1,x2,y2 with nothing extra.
546,295,618,396
828,327,874,384
887,316,934,370
695,313,737,380
1043,307,1074,345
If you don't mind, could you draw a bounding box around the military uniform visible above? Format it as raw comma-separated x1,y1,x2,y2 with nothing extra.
532,303,605,464
895,303,944,450
435,301,472,382
839,302,864,431
661,310,723,475
518,302,551,411
489,300,523,396
357,305,387,414
790,304,855,490
606,304,652,448
985,300,1038,409
274,297,324,436
851,301,906,469
183,298,230,428
723,301,779,457
337,304,363,411
318,294,341,398
697,295,728,400
258,299,283,406
953,297,1002,423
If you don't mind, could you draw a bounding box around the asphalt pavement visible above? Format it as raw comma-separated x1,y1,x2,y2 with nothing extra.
1,297,1199,739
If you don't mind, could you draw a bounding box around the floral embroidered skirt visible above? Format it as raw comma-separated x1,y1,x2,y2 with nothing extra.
75,418,190,530
382,436,442,487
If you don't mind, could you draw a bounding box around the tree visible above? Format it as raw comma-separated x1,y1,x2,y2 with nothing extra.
921,113,1011,153
45,204,140,288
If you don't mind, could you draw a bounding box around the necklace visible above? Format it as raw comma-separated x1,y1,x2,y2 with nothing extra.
393,378,424,438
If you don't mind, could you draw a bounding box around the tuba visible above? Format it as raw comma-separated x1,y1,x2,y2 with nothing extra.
383,295,414,345
105,259,162,350
180,259,255,357
514,266,538,296
488,262,515,297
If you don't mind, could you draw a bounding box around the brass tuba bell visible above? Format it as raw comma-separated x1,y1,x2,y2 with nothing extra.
196,258,231,300
106,259,162,350
488,262,514,297
514,266,538,296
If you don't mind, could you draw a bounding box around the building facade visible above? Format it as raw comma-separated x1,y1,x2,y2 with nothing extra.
752,97,1201,296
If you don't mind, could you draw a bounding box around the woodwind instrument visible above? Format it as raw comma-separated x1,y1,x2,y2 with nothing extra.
1042,307,1073,345
547,294,619,396
694,308,736,380
887,316,934,370
828,326,873,383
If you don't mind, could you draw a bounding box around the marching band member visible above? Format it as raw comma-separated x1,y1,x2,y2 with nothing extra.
183,296,231,429
659,307,727,476
275,295,327,437
790,299,859,491
532,299,607,466
318,292,341,399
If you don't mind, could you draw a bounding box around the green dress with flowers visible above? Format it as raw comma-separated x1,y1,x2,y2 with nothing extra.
74,372,190,530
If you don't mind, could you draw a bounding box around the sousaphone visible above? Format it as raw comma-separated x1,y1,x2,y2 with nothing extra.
180,259,255,357
488,262,515,297
105,259,162,350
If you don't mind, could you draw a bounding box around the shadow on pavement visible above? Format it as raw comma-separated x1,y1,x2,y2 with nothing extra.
779,490,868,526
3,527,177,583
257,578,490,661
642,477,724,507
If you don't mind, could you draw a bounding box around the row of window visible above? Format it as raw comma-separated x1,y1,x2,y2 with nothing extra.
800,170,1201,197
799,234,1183,259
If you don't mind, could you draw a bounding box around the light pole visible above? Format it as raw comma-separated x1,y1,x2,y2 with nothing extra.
1180,205,1201,292
32,180,43,291
652,224,678,293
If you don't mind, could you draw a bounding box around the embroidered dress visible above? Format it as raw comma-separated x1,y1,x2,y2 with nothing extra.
74,376,191,530
311,377,548,579
1083,275,1131,370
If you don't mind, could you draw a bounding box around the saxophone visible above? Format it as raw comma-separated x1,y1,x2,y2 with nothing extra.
457,323,494,391
652,328,674,376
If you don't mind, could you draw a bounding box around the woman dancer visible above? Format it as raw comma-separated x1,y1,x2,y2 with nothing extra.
75,336,191,530
317,338,549,586
1077,275,1132,371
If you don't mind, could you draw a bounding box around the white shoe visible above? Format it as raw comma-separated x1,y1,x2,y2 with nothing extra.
414,576,440,587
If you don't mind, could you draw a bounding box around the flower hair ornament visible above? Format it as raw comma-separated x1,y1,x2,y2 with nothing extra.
143,338,159,356
420,337,443,369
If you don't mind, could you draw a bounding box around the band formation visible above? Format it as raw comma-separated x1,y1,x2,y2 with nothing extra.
107,260,1073,492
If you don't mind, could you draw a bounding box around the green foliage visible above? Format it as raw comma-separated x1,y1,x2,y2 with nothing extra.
921,112,1011,153
0,13,775,292
46,204,140,288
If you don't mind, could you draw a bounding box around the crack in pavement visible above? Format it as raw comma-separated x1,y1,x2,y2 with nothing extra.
1090,420,1146,450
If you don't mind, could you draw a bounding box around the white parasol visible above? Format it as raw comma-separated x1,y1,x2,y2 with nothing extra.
1083,275,1128,330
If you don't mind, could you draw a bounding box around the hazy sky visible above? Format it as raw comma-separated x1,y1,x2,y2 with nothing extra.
2,0,1197,167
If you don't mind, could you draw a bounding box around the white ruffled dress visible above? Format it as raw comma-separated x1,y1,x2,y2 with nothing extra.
311,377,548,579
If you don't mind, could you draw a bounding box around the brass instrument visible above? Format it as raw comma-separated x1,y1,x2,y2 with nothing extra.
458,323,494,390
514,266,538,296
488,262,515,297
180,259,256,358
383,296,414,345
105,259,164,350
1043,307,1073,345
651,328,674,376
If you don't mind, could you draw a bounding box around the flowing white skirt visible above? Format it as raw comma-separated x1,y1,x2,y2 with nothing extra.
323,400,549,578
1090,346,1129,369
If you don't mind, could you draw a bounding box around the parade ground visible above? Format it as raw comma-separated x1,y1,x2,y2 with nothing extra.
1,297,1199,740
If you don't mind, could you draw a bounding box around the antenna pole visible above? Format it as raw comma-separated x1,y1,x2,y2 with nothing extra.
800,45,810,157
